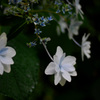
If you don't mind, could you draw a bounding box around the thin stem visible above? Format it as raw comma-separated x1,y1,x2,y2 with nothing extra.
11,21,26,35
42,42,54,61
36,34,54,61
66,0,71,4
72,37,81,47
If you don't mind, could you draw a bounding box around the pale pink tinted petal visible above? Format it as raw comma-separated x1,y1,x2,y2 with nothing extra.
0,32,7,50
60,77,66,86
5,47,16,57
0,62,4,75
3,64,11,73
0,56,14,64
45,62,56,75
54,72,61,85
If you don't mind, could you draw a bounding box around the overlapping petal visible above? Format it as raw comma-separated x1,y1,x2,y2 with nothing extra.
54,72,61,85
0,56,14,65
0,62,4,75
5,47,16,57
3,64,11,73
45,62,56,75
61,69,71,82
69,71,77,76
62,56,76,65
0,32,7,50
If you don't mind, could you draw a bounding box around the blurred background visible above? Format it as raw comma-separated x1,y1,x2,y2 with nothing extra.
0,0,100,100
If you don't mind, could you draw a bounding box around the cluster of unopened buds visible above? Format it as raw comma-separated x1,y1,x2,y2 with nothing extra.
0,0,91,86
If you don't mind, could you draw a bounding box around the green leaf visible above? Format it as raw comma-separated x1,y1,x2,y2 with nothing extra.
0,33,40,100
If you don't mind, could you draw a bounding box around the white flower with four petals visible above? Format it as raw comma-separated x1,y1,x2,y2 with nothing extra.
45,46,77,86
0,32,16,75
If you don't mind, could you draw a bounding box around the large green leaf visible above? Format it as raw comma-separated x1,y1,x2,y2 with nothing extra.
0,33,40,100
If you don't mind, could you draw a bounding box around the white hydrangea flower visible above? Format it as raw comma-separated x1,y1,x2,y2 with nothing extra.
45,46,77,86
74,0,84,19
68,18,83,39
81,33,91,61
0,32,16,75
56,18,67,36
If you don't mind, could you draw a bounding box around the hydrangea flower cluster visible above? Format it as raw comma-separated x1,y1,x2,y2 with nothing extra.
0,0,91,86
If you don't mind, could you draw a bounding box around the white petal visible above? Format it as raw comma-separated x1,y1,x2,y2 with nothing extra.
54,53,65,65
62,56,76,65
45,62,56,75
55,46,63,60
69,71,77,76
0,62,4,75
59,77,66,86
3,64,11,73
0,56,14,65
61,69,71,82
0,32,7,50
54,72,61,85
84,50,91,59
81,49,84,61
5,46,16,57
82,34,90,43
53,55,59,65
62,63,75,72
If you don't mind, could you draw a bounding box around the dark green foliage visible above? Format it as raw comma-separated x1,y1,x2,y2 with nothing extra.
0,33,40,100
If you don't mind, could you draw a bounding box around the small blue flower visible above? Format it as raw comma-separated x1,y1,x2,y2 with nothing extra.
8,0,22,4
34,18,40,24
34,29,42,34
54,1,62,6
68,11,72,15
55,1,58,5
17,0,22,3
41,16,45,21
27,42,37,48
67,5,72,10
47,16,53,21
40,22,46,27
62,7,66,14
56,9,60,13
40,37,51,44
